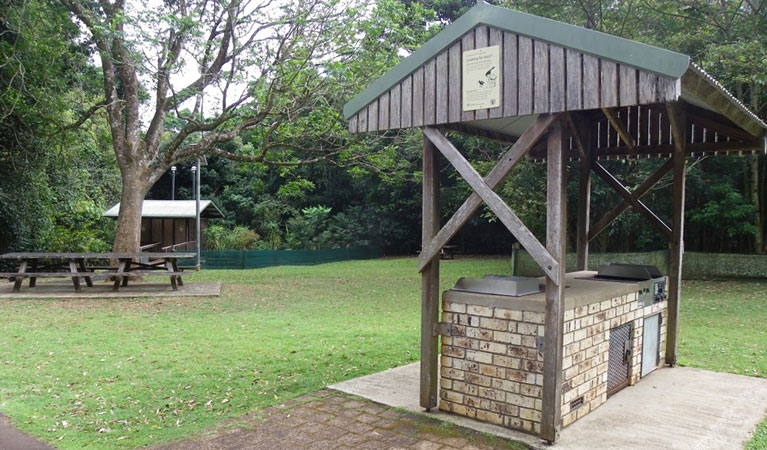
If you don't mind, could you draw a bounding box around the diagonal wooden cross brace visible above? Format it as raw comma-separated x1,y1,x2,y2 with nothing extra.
589,159,672,241
602,107,636,149
566,111,672,243
418,114,560,273
591,162,672,240
423,126,561,285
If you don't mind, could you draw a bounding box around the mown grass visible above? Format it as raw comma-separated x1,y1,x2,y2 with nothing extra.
0,257,509,448
679,279,767,450
0,258,764,449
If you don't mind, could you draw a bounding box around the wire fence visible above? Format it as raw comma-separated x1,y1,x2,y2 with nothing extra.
510,249,767,279
176,246,384,269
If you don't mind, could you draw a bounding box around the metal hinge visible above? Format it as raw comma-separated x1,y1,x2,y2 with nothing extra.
433,322,452,337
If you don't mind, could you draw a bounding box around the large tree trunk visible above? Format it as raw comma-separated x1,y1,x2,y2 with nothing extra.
113,174,150,253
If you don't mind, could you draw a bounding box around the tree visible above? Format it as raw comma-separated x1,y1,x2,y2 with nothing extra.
0,0,120,254
59,0,373,252
642,0,767,253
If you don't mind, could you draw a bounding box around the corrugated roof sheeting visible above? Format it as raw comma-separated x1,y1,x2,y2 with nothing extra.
103,200,224,218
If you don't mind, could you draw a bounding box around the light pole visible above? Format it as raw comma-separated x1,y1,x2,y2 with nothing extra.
191,163,201,269
170,166,177,200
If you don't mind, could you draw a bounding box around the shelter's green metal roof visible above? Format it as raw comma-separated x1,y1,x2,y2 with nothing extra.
103,200,224,219
343,2,691,119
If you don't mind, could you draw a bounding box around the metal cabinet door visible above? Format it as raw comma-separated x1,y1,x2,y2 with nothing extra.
641,314,661,377
607,323,632,397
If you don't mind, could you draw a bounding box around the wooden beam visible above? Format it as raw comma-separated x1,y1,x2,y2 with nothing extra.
590,140,761,159
566,113,593,270
576,143,591,271
665,101,687,366
443,123,518,145
420,134,440,410
423,126,561,285
531,138,761,161
592,162,673,240
589,159,673,241
686,113,760,144
602,107,636,149
418,114,560,272
541,119,567,444
565,113,589,161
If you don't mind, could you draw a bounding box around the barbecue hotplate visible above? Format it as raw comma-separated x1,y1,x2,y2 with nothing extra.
585,263,667,306
593,263,663,281
452,275,542,297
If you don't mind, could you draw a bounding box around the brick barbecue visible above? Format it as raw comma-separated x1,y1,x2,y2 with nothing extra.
438,271,667,435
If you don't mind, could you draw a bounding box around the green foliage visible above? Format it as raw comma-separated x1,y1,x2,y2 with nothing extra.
277,179,316,200
204,225,261,250
0,0,119,254
285,205,334,250
748,418,767,450
41,201,114,252
688,184,758,239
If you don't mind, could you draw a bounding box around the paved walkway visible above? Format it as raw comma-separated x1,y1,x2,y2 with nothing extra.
0,281,221,299
0,415,53,450
152,390,528,450
332,363,767,450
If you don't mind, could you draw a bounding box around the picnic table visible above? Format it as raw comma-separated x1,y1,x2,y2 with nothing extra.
0,252,196,293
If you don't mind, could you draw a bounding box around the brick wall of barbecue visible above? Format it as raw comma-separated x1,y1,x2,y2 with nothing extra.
559,294,668,427
439,302,546,434
439,295,667,434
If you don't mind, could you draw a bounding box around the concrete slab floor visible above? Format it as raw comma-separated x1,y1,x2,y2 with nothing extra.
330,363,767,450
0,281,221,299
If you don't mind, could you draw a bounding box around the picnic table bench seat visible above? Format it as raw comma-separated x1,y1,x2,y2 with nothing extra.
0,252,195,293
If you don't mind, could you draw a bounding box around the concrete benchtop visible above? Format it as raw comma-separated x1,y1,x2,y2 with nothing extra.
443,271,639,313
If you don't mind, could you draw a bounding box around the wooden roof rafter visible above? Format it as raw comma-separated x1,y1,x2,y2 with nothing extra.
525,101,764,162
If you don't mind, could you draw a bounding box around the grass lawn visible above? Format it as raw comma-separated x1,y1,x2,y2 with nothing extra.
0,257,764,449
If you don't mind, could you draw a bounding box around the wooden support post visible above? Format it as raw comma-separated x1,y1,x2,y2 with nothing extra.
172,258,184,287
77,258,93,287
576,154,590,271
572,115,592,271
666,102,687,366
166,258,178,291
420,133,440,410
113,259,127,291
566,112,596,269
29,260,37,288
12,260,27,293
68,259,81,292
541,119,567,443
121,259,132,287
567,112,592,270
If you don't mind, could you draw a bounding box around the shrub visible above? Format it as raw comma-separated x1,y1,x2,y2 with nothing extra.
204,225,261,250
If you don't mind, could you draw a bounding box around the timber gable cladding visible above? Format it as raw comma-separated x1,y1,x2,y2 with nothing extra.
348,25,680,135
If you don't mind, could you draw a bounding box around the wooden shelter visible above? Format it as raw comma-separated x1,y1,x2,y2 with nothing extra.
104,200,224,251
344,2,767,443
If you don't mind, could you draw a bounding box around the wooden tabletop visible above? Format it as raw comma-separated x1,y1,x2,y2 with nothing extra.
0,252,197,259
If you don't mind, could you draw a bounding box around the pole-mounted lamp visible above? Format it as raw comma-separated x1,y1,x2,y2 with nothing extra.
191,164,201,269
170,165,177,200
